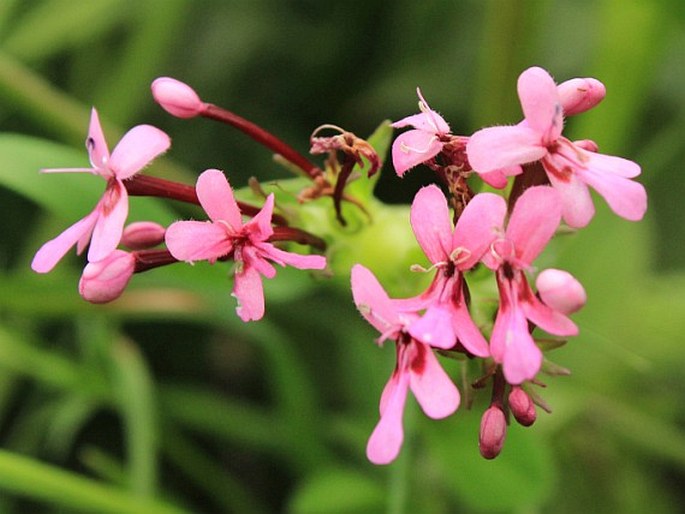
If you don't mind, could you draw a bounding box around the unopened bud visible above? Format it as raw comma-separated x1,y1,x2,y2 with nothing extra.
151,77,204,118
79,250,135,304
574,139,599,153
122,221,166,250
479,406,507,459
557,77,606,116
508,386,536,427
536,269,587,314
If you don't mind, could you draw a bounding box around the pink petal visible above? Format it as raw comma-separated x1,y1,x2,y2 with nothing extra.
108,125,171,179
351,264,401,335
453,192,506,270
408,305,456,350
379,368,400,416
87,183,129,262
585,150,641,179
165,221,232,263
233,263,265,322
520,281,578,336
502,329,543,385
451,301,490,358
408,342,460,418
467,125,546,173
479,169,509,189
546,170,595,228
506,186,561,265
87,108,110,170
31,210,99,273
258,243,326,270
391,130,443,176
194,169,243,228
392,112,447,133
245,194,275,241
517,66,563,142
366,372,409,465
240,245,277,279
410,185,452,264
580,167,647,222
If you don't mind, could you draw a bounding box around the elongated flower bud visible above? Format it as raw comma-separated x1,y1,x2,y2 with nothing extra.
151,77,204,118
508,386,536,427
536,268,587,314
557,77,606,116
479,405,507,459
79,250,135,303
121,221,166,250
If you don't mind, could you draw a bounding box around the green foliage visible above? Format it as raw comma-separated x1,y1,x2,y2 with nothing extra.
0,0,683,513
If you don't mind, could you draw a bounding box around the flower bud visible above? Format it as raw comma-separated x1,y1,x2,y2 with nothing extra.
573,139,599,153
479,405,507,459
508,386,536,427
121,221,166,250
557,77,606,116
79,250,135,304
151,77,204,118
536,268,587,314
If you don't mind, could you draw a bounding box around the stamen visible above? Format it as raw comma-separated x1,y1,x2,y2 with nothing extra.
399,135,438,155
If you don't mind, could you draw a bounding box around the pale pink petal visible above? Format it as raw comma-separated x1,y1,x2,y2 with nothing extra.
31,210,99,273
467,125,546,173
88,184,129,262
408,305,456,350
391,130,443,176
257,243,326,270
245,194,275,241
546,170,595,228
408,342,460,418
557,77,606,116
351,264,401,335
87,108,110,170
108,125,171,179
366,372,409,465
517,66,563,142
451,301,490,358
410,185,452,264
585,150,641,179
195,169,242,228
506,186,561,265
392,112,446,133
502,329,543,385
536,268,586,315
233,263,265,322
240,246,277,279
453,192,507,269
580,167,647,222
479,169,509,189
165,221,232,262
379,369,400,416
519,281,578,336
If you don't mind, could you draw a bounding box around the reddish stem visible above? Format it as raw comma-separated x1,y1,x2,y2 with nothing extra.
124,174,289,226
133,249,179,273
202,103,322,179
270,226,327,251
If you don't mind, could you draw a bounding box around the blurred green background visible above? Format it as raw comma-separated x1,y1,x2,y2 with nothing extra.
0,0,684,512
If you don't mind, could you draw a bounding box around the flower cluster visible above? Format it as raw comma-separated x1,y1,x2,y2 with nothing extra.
353,66,646,463
30,66,646,465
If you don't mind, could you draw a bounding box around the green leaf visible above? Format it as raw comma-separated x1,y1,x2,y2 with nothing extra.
288,468,385,514
0,448,186,514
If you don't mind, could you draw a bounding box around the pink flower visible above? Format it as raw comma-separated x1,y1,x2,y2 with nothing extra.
405,185,504,357
391,88,450,176
31,108,171,273
151,77,205,118
79,249,135,303
165,169,326,321
351,264,460,465
482,186,578,384
467,66,647,228
536,268,586,315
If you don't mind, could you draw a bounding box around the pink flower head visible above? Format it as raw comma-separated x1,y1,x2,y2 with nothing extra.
351,264,460,465
391,88,450,176
31,108,171,273
483,186,578,384
165,169,326,322
405,185,505,357
467,66,647,228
